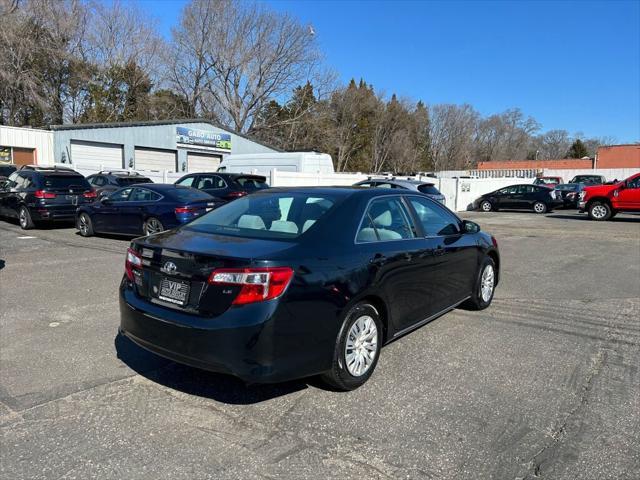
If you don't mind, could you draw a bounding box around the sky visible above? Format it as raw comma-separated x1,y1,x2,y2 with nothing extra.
141,0,640,142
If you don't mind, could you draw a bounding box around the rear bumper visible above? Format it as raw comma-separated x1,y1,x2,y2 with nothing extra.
30,206,78,221
119,280,333,383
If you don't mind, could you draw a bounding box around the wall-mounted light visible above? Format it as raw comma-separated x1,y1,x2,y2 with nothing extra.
60,152,67,164
182,161,187,172
129,157,134,168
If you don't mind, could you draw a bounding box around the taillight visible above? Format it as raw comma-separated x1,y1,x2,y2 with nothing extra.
208,267,294,305
491,236,498,248
125,247,142,281
83,189,97,199
227,191,247,198
175,206,198,215
34,190,56,199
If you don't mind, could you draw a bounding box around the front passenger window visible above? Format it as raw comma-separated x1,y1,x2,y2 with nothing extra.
409,197,460,236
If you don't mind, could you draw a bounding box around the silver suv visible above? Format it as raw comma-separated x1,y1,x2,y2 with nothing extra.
354,178,447,205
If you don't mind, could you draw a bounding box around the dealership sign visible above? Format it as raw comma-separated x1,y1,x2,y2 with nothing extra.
176,127,231,152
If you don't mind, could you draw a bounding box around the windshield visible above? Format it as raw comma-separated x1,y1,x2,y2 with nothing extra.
168,188,214,202
41,175,90,190
235,176,268,190
571,175,601,183
117,177,152,186
185,192,338,239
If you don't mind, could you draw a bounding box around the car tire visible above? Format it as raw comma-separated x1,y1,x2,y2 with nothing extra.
320,302,383,391
480,200,493,212
464,256,497,311
77,212,94,237
143,217,164,236
533,201,547,214
18,206,34,230
587,201,611,221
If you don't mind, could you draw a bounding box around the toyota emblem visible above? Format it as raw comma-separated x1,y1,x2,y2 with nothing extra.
161,261,178,275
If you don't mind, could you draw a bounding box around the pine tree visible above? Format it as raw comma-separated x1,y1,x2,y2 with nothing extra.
566,139,589,158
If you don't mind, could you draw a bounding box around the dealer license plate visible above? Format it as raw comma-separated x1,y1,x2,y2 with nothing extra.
158,278,190,306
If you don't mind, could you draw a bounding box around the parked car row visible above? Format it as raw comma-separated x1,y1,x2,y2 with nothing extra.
473,172,640,219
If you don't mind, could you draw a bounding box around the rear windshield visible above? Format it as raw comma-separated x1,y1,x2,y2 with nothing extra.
185,192,338,239
234,176,268,190
535,178,559,184
167,187,214,202
417,184,441,195
116,177,152,186
41,175,90,190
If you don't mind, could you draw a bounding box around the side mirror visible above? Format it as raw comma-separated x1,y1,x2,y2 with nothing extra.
100,196,111,204
462,220,480,234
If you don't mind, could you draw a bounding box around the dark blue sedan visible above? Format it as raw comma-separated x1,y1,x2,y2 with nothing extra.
76,184,215,237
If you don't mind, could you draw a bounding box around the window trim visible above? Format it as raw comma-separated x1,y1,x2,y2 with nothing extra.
196,174,227,190
353,194,421,245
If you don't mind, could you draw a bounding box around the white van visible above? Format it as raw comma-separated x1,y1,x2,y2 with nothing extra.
217,152,334,177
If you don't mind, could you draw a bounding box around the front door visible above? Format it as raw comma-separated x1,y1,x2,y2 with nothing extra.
616,175,640,209
405,195,479,313
497,185,519,209
93,187,133,233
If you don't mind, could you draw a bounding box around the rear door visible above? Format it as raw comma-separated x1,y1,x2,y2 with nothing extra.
123,187,163,234
194,175,228,204
355,196,425,332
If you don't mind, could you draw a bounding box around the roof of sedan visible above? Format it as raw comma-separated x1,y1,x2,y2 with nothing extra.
358,178,434,186
258,186,409,197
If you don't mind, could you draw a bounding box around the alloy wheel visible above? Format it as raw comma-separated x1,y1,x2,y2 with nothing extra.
591,205,607,219
344,315,378,377
481,201,492,212
145,218,163,235
481,264,495,302
534,202,546,213
79,215,88,235
19,208,27,228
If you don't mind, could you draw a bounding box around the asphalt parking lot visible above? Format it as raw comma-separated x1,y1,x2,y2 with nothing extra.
1,210,639,480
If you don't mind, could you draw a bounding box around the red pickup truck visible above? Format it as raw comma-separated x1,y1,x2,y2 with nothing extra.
579,172,640,220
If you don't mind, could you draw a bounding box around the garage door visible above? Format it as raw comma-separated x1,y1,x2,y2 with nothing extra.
187,152,221,173
71,141,123,171
135,148,177,172
12,148,35,167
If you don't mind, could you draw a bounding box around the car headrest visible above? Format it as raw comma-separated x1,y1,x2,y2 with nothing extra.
270,220,298,234
302,219,316,232
356,228,378,243
373,210,392,227
237,215,266,230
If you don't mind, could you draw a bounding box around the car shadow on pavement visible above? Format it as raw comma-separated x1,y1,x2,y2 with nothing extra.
546,213,640,222
114,333,309,405
74,231,133,241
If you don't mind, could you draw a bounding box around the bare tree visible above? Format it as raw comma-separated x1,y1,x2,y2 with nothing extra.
168,0,321,132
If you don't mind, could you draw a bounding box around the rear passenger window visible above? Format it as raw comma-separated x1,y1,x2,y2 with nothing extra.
130,188,161,202
196,175,226,189
408,197,460,236
357,198,416,242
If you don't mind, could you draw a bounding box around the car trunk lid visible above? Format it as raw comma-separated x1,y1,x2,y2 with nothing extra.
131,228,296,315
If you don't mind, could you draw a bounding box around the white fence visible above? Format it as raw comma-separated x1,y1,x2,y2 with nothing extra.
60,163,639,213
543,168,638,182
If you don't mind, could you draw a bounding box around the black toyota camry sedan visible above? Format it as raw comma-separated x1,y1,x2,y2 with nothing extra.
119,187,499,390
